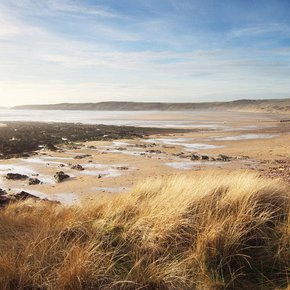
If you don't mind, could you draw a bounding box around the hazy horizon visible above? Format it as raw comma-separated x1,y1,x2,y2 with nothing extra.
0,97,289,109
1,0,290,107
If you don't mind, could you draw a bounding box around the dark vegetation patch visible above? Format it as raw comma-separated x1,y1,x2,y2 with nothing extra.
0,122,191,159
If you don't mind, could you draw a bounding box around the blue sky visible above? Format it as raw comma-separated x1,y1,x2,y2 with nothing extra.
0,0,290,106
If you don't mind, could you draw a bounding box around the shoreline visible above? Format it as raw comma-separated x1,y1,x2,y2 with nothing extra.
0,111,289,206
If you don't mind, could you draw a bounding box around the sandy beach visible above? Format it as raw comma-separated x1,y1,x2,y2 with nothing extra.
0,110,289,205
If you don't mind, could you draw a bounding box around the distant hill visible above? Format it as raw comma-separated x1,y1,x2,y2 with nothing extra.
12,98,290,113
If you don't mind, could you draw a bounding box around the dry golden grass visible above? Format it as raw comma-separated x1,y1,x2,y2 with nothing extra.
0,171,289,289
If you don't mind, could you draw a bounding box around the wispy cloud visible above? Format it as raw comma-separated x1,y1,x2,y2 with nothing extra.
231,23,290,37
5,0,122,18
0,0,290,106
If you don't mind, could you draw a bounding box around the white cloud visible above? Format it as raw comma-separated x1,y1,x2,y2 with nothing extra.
5,0,121,18
0,1,290,106
231,23,290,37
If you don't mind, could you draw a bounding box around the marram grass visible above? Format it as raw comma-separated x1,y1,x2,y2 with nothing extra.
0,172,289,289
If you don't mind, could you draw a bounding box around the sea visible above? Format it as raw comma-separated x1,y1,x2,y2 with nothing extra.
0,108,229,129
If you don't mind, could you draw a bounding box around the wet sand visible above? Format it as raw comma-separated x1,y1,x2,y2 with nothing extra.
0,110,289,205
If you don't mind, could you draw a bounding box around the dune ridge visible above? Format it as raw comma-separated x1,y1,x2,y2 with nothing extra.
0,172,289,289
12,98,290,113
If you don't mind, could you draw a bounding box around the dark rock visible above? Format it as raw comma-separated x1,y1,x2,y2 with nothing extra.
45,143,58,151
135,144,147,148
74,154,92,159
14,191,40,201
147,149,162,154
54,171,70,182
28,178,41,185
0,188,7,195
6,173,29,180
0,190,40,207
115,166,129,170
71,164,85,171
201,155,209,160
191,154,200,161
0,195,8,207
98,174,102,179
116,147,127,151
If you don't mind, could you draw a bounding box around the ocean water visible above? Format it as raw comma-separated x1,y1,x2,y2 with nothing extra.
0,109,227,129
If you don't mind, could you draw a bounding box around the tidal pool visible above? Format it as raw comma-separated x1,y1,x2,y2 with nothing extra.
165,161,225,170
145,138,224,151
11,188,79,205
213,134,277,141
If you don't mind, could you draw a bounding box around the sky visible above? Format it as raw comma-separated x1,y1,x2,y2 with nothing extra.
0,0,290,106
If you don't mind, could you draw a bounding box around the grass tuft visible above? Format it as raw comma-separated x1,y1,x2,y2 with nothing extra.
0,172,289,289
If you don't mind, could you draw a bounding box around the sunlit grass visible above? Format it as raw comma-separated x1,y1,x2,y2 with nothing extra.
0,172,289,289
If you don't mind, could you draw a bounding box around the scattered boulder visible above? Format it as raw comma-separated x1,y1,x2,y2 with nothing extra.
191,154,200,161
0,188,7,195
6,173,28,180
74,154,92,160
116,147,127,151
0,190,40,207
54,171,70,183
0,193,8,207
115,166,129,170
14,191,40,201
45,143,58,151
28,178,41,185
135,144,147,148
147,149,162,154
0,194,8,201
201,155,209,160
71,164,85,171
173,152,184,156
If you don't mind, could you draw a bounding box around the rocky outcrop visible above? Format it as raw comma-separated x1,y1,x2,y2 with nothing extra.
6,173,28,180
28,178,41,185
201,155,209,160
191,154,200,160
0,190,39,207
0,122,187,159
54,171,70,183
0,189,61,207
115,166,129,170
71,164,84,171
44,143,58,151
74,154,92,160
